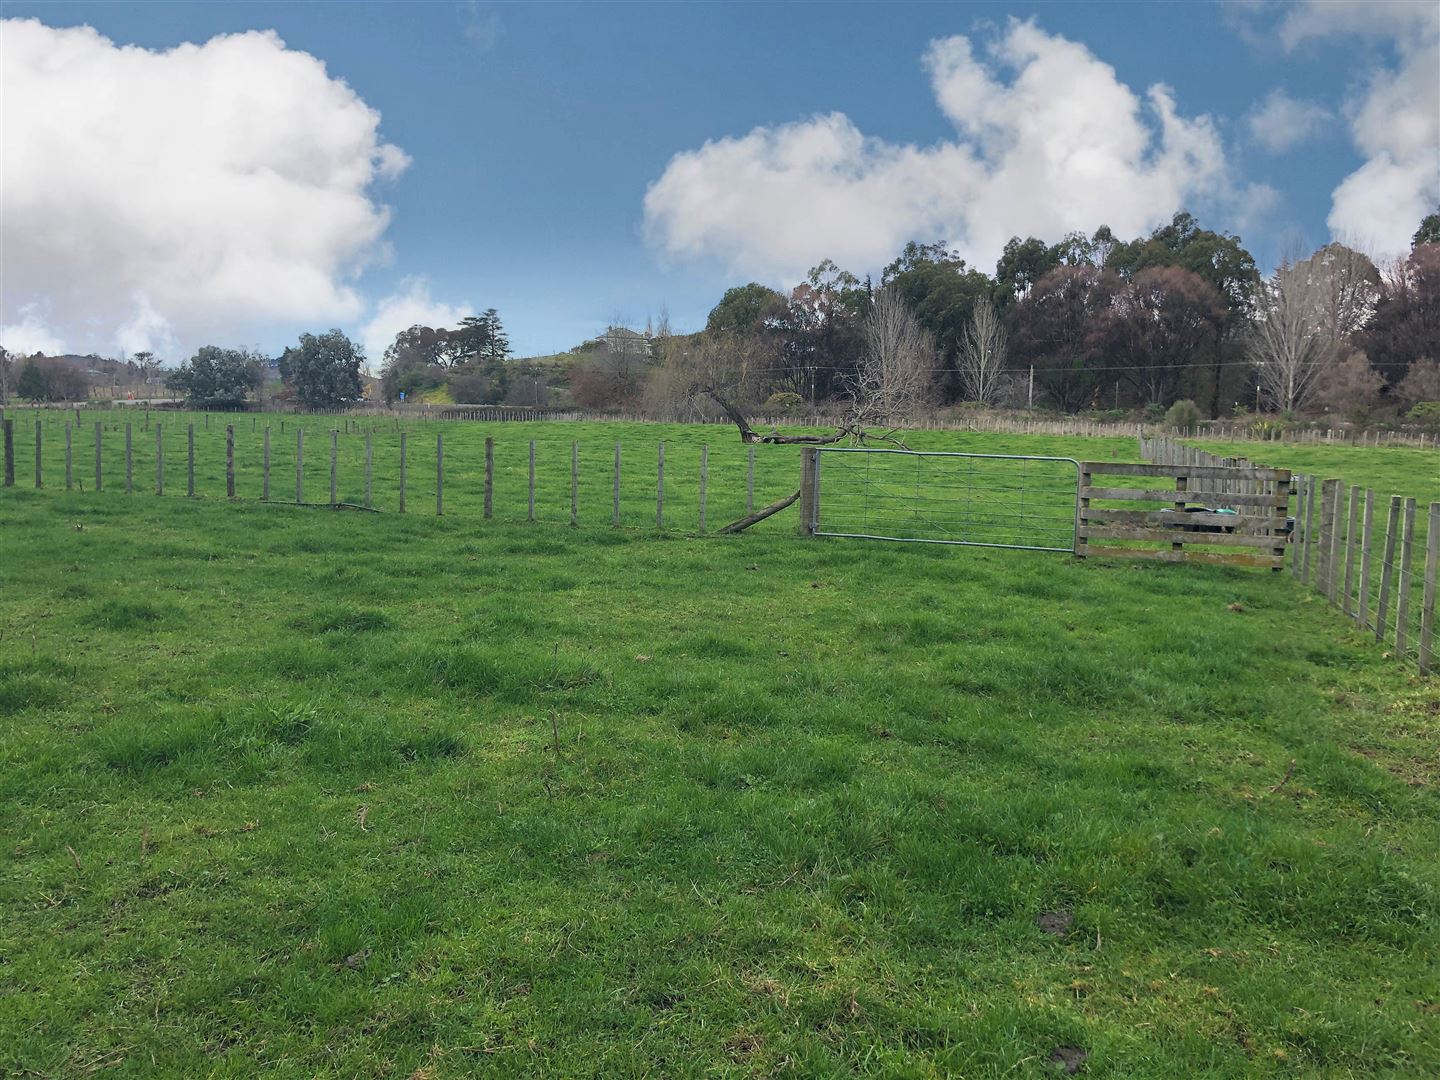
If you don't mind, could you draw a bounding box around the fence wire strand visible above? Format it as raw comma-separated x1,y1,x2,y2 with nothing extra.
814,449,1078,552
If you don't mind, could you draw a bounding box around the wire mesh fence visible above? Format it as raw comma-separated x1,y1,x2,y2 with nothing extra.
812,449,1079,552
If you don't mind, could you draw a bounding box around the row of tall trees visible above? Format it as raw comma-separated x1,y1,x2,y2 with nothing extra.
623,211,1440,428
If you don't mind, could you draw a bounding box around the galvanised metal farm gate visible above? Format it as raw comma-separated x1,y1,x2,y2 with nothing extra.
805,447,1083,552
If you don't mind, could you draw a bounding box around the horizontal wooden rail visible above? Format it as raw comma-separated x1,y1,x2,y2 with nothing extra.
1085,461,1287,481
1084,546,1284,569
1080,486,1290,508
1084,508,1286,530
1078,526,1285,549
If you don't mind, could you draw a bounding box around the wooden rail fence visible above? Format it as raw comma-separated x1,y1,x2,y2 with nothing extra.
1077,460,1292,570
1142,436,1437,675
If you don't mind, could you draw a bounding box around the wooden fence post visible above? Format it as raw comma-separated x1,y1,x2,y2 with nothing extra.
156,424,164,496
1290,477,1305,578
1375,495,1401,644
1,419,12,487
330,430,338,506
94,422,102,492
1342,484,1360,617
187,424,195,497
527,440,535,521
1322,480,1341,604
296,429,304,505
34,419,42,489
262,427,271,500
125,422,133,494
226,425,235,498
569,440,578,526
798,448,819,536
1419,502,1438,675
365,431,373,508
436,433,444,516
612,442,620,527
484,437,494,520
1301,476,1316,583
1358,490,1374,631
64,423,72,490
747,447,755,514
656,441,665,528
699,445,709,533
1395,499,1416,660
398,431,407,513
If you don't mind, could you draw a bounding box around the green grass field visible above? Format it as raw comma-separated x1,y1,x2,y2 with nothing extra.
2,416,1438,1077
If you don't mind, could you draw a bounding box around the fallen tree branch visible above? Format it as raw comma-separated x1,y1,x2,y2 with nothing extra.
704,388,852,445
759,429,849,445
718,489,800,534
294,501,381,513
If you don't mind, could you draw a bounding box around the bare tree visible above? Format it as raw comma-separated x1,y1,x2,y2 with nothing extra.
847,286,934,431
1300,242,1382,357
958,298,1006,404
1249,261,1330,412
1311,348,1385,418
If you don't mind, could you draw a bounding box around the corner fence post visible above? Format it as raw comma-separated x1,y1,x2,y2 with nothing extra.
798,447,818,537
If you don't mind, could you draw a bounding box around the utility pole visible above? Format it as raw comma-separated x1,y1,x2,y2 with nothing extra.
1027,365,1034,409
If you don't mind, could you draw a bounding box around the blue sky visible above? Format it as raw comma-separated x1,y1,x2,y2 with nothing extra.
2,1,1436,362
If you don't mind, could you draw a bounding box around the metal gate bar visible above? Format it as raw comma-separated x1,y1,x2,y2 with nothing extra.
812,448,1081,553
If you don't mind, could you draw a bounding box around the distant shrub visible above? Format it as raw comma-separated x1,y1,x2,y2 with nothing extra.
763,392,803,414
1407,401,1440,426
1164,399,1202,431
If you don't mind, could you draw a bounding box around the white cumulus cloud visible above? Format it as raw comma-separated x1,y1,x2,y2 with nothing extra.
359,277,473,365
0,303,66,357
0,18,409,359
1246,90,1333,152
643,19,1238,282
1279,1,1439,258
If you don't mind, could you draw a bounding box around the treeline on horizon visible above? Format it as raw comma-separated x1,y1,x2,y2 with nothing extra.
3,211,1437,426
